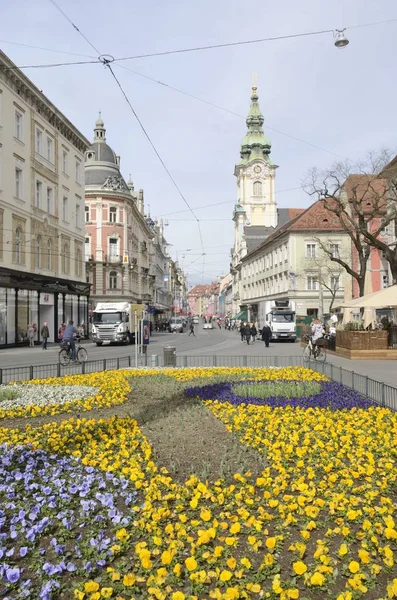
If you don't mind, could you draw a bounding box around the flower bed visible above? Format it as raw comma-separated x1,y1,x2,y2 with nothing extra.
0,367,396,599
0,384,98,411
185,380,377,410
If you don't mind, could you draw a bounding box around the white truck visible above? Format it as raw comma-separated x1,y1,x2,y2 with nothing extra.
91,302,145,346
266,300,296,342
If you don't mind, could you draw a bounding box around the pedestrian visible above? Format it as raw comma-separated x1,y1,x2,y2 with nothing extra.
262,322,271,348
41,322,49,350
245,323,251,345
240,322,246,343
27,323,35,348
58,322,66,341
250,323,257,343
189,322,195,336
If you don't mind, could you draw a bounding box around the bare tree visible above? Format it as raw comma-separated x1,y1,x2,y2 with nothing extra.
305,149,397,295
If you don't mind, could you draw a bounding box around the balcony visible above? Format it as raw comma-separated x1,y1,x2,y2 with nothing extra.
104,254,123,265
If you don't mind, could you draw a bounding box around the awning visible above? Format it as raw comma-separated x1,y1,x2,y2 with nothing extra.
336,284,397,309
232,310,248,321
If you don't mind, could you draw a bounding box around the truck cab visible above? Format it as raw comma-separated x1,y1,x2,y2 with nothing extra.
91,302,131,345
267,300,296,342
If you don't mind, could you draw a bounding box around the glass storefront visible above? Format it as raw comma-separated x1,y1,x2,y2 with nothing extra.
7,289,16,344
17,289,29,343
0,288,6,345
28,291,39,342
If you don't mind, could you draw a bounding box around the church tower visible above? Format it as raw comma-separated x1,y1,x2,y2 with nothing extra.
233,86,278,245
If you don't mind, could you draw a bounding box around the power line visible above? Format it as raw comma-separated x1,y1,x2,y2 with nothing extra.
0,38,96,59
48,0,101,56
0,59,99,71
113,18,397,62
105,62,205,256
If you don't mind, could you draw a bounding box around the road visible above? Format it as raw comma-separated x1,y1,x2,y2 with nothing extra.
0,326,396,387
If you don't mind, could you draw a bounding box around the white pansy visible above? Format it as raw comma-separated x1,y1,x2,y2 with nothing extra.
0,385,98,410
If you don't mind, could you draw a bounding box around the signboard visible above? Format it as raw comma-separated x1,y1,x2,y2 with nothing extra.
123,255,129,264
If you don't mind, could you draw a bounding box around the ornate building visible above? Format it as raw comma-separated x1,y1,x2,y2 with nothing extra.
85,115,153,309
0,50,89,346
230,86,302,316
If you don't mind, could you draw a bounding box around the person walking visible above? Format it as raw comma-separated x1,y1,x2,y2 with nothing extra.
189,322,195,336
41,322,49,350
58,322,66,341
27,324,35,348
245,323,251,345
250,323,257,343
262,322,271,348
240,322,246,343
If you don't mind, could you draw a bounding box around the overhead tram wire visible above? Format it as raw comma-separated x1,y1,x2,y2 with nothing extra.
45,0,206,257
112,18,397,62
0,59,99,71
0,38,96,59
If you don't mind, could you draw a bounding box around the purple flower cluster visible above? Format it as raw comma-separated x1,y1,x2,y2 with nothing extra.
185,380,377,410
0,444,137,599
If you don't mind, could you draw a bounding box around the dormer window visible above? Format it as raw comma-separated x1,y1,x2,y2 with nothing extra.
86,151,95,161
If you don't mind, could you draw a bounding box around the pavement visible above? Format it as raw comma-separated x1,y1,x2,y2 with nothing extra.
0,326,396,387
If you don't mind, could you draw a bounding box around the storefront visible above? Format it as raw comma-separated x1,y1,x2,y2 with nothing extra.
0,268,90,347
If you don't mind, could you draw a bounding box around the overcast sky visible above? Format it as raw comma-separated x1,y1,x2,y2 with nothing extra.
2,0,397,286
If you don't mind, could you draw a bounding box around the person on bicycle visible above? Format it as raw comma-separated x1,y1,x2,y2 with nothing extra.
311,318,325,346
63,320,78,361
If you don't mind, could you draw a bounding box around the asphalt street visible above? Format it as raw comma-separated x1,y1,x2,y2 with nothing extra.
0,325,396,387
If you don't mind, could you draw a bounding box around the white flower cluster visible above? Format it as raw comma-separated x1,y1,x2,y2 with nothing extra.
0,385,98,410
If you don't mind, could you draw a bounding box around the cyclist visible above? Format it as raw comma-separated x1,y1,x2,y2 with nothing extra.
311,318,325,348
62,320,78,362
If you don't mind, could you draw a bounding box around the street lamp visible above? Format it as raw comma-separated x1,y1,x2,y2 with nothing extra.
334,29,349,48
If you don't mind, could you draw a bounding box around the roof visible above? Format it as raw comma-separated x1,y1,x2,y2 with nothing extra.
343,174,388,211
188,282,220,297
243,208,305,253
242,200,344,262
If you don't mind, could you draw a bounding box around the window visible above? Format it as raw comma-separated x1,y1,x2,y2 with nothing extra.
76,249,82,277
306,244,316,259
47,137,53,162
330,243,340,259
62,150,68,174
76,204,80,228
35,181,42,208
109,238,118,258
15,168,22,199
330,275,340,290
62,197,68,221
109,206,117,223
46,187,53,214
47,239,52,270
382,274,389,289
62,243,69,274
75,160,81,184
307,276,318,290
36,236,42,269
253,181,262,196
15,227,22,264
109,271,118,289
35,129,42,154
85,206,90,223
15,110,23,141
85,237,90,260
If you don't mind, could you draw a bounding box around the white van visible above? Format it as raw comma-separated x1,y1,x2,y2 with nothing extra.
169,317,184,333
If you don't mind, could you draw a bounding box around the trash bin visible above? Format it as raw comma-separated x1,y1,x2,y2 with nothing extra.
388,325,397,348
328,335,336,351
163,346,176,367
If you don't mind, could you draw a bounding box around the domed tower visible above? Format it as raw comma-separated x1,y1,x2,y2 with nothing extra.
84,114,153,310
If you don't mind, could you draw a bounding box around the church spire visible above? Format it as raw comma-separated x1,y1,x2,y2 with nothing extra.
93,111,106,142
239,86,271,164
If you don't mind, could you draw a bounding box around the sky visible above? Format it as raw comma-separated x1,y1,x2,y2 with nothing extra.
2,0,397,287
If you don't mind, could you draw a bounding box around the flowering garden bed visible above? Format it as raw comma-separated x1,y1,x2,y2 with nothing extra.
0,367,396,599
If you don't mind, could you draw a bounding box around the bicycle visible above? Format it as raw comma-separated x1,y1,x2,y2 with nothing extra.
58,337,88,366
302,334,327,363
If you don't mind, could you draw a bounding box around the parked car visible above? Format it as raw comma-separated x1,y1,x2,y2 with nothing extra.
203,322,213,330
169,317,184,333
192,316,200,324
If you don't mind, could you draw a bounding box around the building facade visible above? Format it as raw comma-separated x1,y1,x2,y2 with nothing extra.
188,282,220,317
0,50,90,346
230,86,303,315
240,201,352,325
85,116,153,309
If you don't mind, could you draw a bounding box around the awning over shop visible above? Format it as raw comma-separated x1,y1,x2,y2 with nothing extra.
336,284,397,309
232,310,248,321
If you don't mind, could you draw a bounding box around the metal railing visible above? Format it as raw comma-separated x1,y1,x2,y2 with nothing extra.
0,354,396,411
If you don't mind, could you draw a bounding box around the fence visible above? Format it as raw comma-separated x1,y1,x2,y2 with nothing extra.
0,354,396,411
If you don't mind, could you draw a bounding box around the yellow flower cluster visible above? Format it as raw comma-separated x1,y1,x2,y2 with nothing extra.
2,367,396,599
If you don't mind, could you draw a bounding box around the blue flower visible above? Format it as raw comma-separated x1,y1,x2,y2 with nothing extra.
6,567,20,583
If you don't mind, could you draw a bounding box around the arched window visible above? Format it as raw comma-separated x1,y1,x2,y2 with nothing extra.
109,270,118,290
109,207,117,223
15,227,22,264
253,181,262,196
76,249,82,277
36,235,42,269
47,239,52,270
